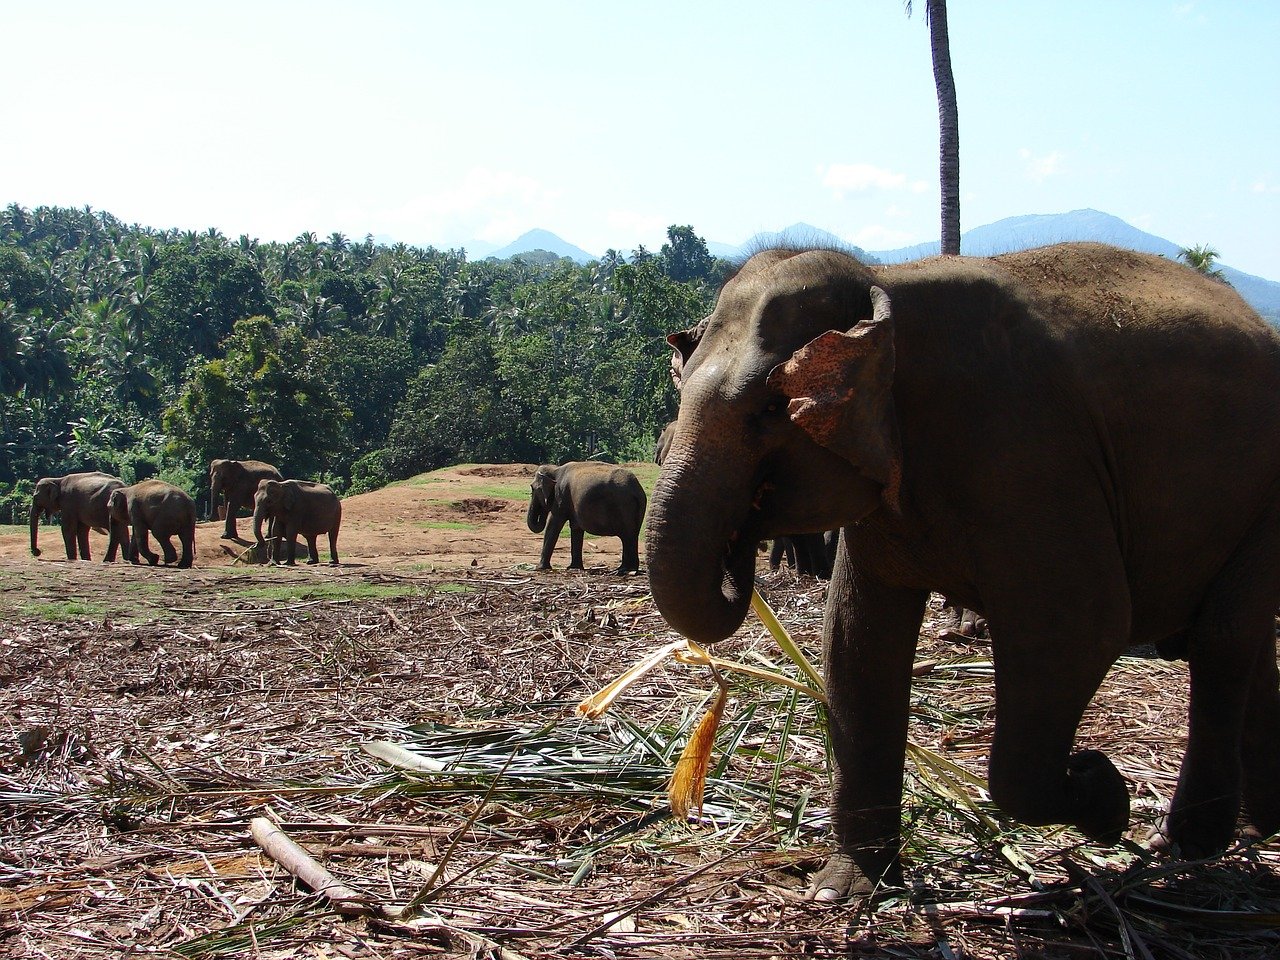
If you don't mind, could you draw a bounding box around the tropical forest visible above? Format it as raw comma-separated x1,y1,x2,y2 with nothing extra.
0,203,726,521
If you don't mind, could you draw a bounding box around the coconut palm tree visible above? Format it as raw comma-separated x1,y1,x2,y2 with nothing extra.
907,0,960,255
1179,244,1228,283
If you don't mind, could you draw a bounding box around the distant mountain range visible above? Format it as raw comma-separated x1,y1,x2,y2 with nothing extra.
477,210,1278,319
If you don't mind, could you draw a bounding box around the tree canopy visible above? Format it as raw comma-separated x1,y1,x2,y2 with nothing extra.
0,203,722,517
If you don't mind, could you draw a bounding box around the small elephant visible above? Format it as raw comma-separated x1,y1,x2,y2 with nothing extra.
646,243,1280,902
29,471,124,561
653,421,677,466
107,479,197,568
210,458,283,540
527,462,647,574
253,479,341,566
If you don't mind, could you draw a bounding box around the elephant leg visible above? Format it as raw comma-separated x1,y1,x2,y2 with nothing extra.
61,520,78,560
769,539,786,571
538,518,563,569
327,529,339,565
305,534,320,565
221,494,239,539
808,546,926,902
178,531,194,569
568,524,586,570
285,532,299,566
618,531,640,575
1240,640,1280,840
135,527,159,565
1163,516,1280,856
76,522,92,561
159,536,178,565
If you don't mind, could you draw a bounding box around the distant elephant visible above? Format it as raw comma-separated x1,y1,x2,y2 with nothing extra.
768,532,834,579
29,471,124,560
209,458,282,539
253,479,342,565
646,243,1280,902
107,479,196,568
653,421,677,466
526,462,647,574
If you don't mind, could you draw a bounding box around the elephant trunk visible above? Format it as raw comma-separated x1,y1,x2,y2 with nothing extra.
252,500,269,560
526,496,547,534
644,442,758,646
209,474,222,521
29,502,42,557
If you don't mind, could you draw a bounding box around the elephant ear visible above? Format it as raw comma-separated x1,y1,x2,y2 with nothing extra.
665,318,708,391
766,286,902,514
283,483,299,509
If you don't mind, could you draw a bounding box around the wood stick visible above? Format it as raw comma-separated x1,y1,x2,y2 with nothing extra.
249,816,371,915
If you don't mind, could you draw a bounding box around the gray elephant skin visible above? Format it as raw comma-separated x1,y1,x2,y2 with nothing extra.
253,479,342,565
527,463,647,574
644,243,1280,902
29,471,124,560
107,479,197,568
210,458,283,539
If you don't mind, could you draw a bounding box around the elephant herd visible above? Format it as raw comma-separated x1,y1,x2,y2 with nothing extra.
29,461,343,569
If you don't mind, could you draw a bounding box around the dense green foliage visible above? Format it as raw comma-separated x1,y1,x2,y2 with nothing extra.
0,204,724,520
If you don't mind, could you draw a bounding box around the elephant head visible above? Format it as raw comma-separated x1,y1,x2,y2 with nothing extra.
209,458,239,519
645,249,898,645
29,477,61,556
253,479,295,551
526,467,556,534
106,488,135,562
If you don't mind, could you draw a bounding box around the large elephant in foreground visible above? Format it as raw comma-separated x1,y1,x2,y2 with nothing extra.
253,479,342,565
527,463,647,574
646,243,1280,902
29,471,124,560
209,458,282,539
107,479,196,568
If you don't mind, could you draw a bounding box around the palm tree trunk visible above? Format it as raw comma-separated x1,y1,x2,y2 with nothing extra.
927,0,961,256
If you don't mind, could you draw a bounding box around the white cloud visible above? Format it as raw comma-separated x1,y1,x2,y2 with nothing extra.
1018,148,1064,182
821,163,925,199
1253,180,1280,194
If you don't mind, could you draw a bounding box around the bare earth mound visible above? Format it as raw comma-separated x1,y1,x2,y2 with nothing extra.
1,463,1278,959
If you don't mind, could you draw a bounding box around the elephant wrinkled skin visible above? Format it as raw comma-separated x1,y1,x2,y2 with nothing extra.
107,479,197,568
253,479,342,566
210,458,283,540
527,463,647,574
644,243,1280,902
29,471,124,560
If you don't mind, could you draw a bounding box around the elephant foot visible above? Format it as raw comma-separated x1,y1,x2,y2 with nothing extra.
328,559,339,566
1151,793,1239,859
807,850,903,904
568,562,585,571
178,560,192,569
220,532,235,540
306,558,319,565
1066,750,1130,844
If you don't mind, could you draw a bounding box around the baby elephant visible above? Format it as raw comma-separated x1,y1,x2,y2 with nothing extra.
527,462,647,574
107,479,197,568
253,479,342,565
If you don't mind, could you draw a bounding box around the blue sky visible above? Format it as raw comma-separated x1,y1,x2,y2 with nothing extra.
4,2,1278,278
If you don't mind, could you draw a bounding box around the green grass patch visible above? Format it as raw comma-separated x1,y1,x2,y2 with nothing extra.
228,582,428,603
19,599,112,621
0,524,27,537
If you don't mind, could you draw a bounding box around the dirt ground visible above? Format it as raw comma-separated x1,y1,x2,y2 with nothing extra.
2,463,1279,959
6,464,611,572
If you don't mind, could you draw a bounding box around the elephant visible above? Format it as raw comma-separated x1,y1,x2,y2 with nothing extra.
768,532,834,579
29,471,124,560
526,462,647,574
209,458,283,540
653,421,677,466
106,479,196,568
645,243,1280,902
252,479,342,565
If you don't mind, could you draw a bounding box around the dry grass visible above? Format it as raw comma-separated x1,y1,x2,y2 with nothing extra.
2,564,1278,959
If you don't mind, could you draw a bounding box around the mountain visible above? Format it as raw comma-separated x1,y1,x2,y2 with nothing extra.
487,229,596,265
